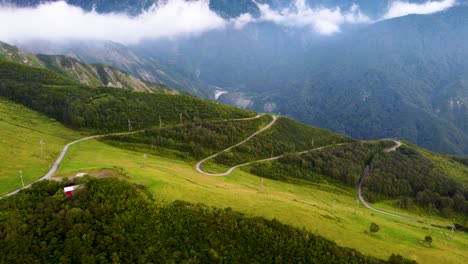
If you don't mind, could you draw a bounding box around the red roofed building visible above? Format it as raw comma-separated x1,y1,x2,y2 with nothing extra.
64,185,80,197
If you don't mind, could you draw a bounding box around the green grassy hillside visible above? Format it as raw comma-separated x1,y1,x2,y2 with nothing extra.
0,98,81,196
53,139,468,264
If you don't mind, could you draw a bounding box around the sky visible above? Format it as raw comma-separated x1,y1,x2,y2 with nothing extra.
0,0,459,44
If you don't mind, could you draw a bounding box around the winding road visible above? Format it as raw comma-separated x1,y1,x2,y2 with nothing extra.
195,115,278,176
195,114,352,176
1,130,141,199
1,114,264,199
3,116,418,225
357,140,419,222
196,132,418,224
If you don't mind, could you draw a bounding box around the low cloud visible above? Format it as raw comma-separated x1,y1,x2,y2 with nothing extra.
254,0,371,35
383,0,457,20
0,0,226,44
231,13,255,30
0,0,460,44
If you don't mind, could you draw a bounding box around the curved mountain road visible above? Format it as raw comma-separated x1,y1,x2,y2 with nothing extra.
358,141,418,222
196,143,351,177
195,115,277,176
1,130,141,199
1,114,264,199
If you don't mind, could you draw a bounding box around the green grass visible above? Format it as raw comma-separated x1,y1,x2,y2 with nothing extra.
0,99,81,195
414,143,468,188
56,139,468,264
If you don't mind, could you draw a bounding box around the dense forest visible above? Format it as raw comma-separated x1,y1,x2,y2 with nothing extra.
248,141,468,218
0,60,253,132
0,178,416,263
247,141,392,186
212,117,353,168
365,146,468,218
104,115,272,159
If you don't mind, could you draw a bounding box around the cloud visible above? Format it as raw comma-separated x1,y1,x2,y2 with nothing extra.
231,13,256,30
0,0,458,44
382,0,457,20
0,0,226,44
253,0,371,35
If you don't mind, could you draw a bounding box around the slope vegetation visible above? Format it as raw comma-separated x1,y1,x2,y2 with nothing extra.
0,98,80,196
54,139,468,264
0,42,177,94
0,178,414,263
0,60,254,132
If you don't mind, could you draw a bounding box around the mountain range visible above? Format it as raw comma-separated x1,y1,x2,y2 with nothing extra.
2,0,468,155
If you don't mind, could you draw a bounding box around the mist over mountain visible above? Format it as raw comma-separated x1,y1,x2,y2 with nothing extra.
2,0,468,154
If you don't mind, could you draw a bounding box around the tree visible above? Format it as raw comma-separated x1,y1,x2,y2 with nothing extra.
424,235,432,244
370,222,380,233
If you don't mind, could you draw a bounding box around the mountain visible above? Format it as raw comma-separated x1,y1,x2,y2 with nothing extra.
0,41,177,94
14,40,207,95
266,6,468,154
1,59,467,220
1,59,467,263
3,1,468,154
127,5,468,154
130,5,468,154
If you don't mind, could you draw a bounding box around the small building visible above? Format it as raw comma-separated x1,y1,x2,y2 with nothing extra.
64,185,81,197
75,172,88,178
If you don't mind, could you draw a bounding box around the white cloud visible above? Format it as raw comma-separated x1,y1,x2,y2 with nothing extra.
0,0,458,44
383,0,457,20
231,13,256,30
0,0,226,44
253,0,371,35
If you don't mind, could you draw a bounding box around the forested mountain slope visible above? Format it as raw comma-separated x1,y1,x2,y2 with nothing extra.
0,42,177,94
258,6,468,154
0,59,253,132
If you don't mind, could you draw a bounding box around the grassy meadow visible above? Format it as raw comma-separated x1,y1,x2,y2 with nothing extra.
56,139,468,264
0,99,81,195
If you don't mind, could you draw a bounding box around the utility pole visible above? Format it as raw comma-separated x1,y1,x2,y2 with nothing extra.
354,199,360,214
128,119,133,132
19,170,25,188
39,139,45,157
143,153,148,168
230,123,234,143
